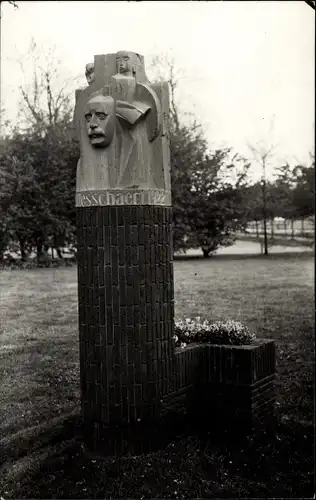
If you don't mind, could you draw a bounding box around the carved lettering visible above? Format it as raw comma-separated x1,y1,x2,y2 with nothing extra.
108,192,116,205
83,194,92,206
133,192,141,205
116,193,124,205
125,192,133,204
91,194,99,205
99,193,107,205
156,191,165,204
76,189,169,207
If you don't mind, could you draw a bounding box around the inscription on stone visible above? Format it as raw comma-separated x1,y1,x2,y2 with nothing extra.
76,189,171,207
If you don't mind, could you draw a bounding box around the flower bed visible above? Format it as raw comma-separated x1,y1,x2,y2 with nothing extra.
161,318,275,431
173,317,256,348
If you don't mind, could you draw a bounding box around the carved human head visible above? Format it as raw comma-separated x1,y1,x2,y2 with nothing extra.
85,63,95,85
84,95,115,148
116,51,136,76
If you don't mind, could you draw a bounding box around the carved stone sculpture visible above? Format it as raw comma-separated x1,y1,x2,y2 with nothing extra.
84,95,115,148
85,63,95,85
74,51,171,206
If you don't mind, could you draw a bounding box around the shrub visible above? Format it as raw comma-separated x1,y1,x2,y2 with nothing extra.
173,317,256,348
0,256,77,270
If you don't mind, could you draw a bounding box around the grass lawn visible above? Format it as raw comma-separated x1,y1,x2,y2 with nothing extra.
0,252,314,498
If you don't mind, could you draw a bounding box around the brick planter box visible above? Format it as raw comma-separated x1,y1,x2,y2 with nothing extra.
161,339,276,431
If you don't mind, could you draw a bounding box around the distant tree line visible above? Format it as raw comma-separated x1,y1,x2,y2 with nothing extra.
0,49,314,263
238,164,314,232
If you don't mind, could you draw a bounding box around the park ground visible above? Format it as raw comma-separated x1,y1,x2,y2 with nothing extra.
0,250,314,498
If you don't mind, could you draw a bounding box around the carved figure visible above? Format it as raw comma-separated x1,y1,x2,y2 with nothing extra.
116,50,137,76
85,63,95,85
110,51,139,103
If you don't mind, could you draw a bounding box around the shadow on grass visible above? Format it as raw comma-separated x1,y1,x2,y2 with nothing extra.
0,414,314,499
0,410,83,485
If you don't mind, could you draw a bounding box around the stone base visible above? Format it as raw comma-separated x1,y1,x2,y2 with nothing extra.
82,413,190,457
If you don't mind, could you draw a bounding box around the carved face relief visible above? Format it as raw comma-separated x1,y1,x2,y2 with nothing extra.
85,63,95,85
116,51,134,76
84,96,115,148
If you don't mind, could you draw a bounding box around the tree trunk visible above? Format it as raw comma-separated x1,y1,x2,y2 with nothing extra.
19,238,27,261
261,171,268,255
255,220,259,238
36,242,44,261
0,231,7,262
263,218,268,255
56,247,63,259
202,249,211,258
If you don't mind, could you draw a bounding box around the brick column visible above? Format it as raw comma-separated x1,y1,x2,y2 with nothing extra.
77,205,174,445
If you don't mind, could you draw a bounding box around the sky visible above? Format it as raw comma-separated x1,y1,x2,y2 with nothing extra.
0,1,315,180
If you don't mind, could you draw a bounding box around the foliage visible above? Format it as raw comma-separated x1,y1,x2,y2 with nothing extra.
267,159,315,223
0,42,80,261
236,156,314,236
16,40,78,134
183,149,250,256
170,120,250,258
291,162,314,220
0,48,313,262
0,255,77,270
150,54,252,256
173,317,256,348
0,127,79,261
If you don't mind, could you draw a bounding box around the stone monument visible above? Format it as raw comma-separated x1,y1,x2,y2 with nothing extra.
74,50,174,453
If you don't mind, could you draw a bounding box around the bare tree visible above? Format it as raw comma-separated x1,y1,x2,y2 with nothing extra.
148,53,183,133
0,1,19,134
148,52,203,136
247,139,278,255
16,39,82,134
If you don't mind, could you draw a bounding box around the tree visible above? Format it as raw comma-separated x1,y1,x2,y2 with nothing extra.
187,149,250,257
149,54,251,256
291,159,314,226
170,123,204,252
0,42,80,262
17,40,77,136
0,129,78,261
273,159,314,237
247,137,278,255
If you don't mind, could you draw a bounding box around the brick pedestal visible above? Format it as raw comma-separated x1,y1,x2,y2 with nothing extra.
76,205,175,442
161,340,276,431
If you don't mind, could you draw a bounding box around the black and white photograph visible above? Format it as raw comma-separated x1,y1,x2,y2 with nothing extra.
0,1,314,498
